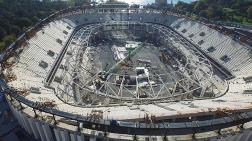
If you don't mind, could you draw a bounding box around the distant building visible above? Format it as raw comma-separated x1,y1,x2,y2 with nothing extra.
72,0,92,6
155,0,173,9
155,0,167,6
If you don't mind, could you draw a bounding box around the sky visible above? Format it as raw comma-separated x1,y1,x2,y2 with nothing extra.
115,0,196,5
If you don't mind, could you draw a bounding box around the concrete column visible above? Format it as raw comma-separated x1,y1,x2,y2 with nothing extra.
42,124,54,141
90,136,96,141
77,134,85,141
60,130,70,141
35,121,46,141
27,118,40,139
53,128,62,141
70,133,77,141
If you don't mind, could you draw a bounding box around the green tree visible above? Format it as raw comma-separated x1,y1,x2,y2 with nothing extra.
0,19,11,34
0,42,5,50
247,6,252,18
174,0,252,25
2,35,16,47
193,0,206,12
16,17,33,29
0,27,7,40
199,10,208,18
223,8,235,20
10,25,21,35
0,0,70,50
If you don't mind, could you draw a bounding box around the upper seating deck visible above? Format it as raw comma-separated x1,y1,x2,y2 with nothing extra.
8,19,75,90
172,18,252,77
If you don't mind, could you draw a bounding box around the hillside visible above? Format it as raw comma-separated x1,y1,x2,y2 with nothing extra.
0,0,70,50
174,0,252,25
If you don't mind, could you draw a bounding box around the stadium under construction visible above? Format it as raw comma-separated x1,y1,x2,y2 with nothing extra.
1,3,252,141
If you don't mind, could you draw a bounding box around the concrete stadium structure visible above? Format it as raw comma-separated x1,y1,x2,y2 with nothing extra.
1,5,252,141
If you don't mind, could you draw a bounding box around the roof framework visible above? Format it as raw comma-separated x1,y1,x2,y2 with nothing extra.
55,21,227,106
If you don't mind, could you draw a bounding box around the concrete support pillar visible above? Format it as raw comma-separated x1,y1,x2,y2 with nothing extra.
90,136,96,141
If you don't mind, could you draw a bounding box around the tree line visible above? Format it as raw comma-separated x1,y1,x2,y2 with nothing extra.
1,0,251,50
0,0,71,50
174,0,252,25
